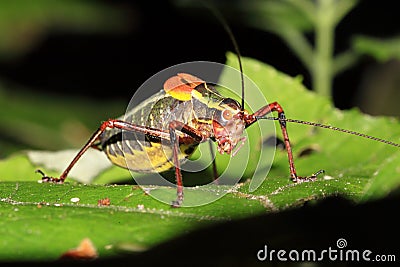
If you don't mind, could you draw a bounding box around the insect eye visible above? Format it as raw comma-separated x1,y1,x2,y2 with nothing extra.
222,109,233,121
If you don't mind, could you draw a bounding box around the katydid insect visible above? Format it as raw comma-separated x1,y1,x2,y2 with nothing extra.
37,69,400,207
37,11,400,208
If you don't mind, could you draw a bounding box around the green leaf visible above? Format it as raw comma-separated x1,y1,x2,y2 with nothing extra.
352,35,400,62
0,181,266,261
1,54,400,261
223,52,400,200
242,0,314,33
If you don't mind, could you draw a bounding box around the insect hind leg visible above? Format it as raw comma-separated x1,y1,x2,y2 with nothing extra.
38,119,172,183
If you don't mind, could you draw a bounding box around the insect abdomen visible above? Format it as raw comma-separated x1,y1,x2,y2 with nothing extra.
99,91,200,173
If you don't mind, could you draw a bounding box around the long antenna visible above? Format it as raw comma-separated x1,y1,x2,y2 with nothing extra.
259,116,400,148
205,4,245,110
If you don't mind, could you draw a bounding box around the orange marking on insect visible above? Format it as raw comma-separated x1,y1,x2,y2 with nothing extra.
163,73,204,101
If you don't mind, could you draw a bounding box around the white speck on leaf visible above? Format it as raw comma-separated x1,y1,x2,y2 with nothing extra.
70,197,80,203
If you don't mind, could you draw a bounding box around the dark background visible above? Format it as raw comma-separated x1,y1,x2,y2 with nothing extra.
0,0,399,113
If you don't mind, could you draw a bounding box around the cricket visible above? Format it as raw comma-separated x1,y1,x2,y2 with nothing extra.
38,9,400,207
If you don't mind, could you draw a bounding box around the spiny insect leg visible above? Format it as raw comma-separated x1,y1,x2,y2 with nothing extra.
39,123,108,183
245,102,324,182
169,120,208,207
39,119,170,183
208,140,219,184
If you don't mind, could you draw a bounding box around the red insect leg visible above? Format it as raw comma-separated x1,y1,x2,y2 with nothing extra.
244,102,324,181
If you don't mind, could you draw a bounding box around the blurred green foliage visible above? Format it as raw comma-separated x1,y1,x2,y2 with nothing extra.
0,0,130,157
0,86,125,157
176,0,400,110
0,0,129,60
353,35,400,62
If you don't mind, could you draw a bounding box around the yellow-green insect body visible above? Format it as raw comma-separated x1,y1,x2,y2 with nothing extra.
98,73,245,174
